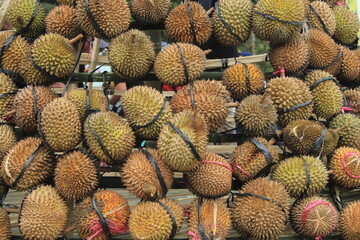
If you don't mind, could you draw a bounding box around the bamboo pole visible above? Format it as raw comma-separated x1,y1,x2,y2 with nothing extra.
88,38,102,90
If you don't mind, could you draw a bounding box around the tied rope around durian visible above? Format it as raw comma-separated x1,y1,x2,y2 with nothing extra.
186,2,197,45
187,198,210,240
341,152,360,179
309,5,332,36
84,0,108,39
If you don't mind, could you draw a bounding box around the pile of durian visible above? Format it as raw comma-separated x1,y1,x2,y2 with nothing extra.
0,0,360,239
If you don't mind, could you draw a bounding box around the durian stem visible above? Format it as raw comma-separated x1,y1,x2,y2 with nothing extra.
69,34,84,45
206,7,214,15
226,102,239,108
268,138,276,145
203,49,212,55
4,208,20,214
334,126,347,134
259,92,268,104
279,67,285,78
130,33,137,44
63,226,76,234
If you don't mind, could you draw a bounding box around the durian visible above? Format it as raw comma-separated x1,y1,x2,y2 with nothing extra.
307,1,336,35
338,46,360,82
186,152,232,198
55,150,99,201
339,201,360,240
271,156,328,197
0,207,10,240
333,5,360,45
84,111,135,164
157,110,208,171
0,120,17,161
184,79,232,102
129,198,183,240
165,1,212,45
0,137,55,191
222,63,265,101
131,0,171,24
344,87,360,113
20,185,68,240
75,0,130,39
57,0,75,6
154,43,206,86
329,113,360,149
0,73,17,117
0,177,9,202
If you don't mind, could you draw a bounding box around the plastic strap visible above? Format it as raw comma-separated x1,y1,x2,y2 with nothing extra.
86,63,106,85
37,104,52,149
133,99,167,129
11,143,43,189
309,5,332,36
20,0,41,34
241,63,251,95
309,50,342,71
86,87,91,111
201,161,233,173
0,122,16,126
176,43,190,83
158,200,177,240
310,128,326,153
32,87,38,121
167,122,202,161
77,147,101,192
91,196,112,240
341,152,360,179
85,0,108,39
0,91,17,99
214,1,243,43
186,2,197,44
30,52,62,82
303,157,311,191
254,11,303,26
189,81,196,109
310,76,340,90
230,162,251,179
277,100,313,114
0,34,18,66
141,148,168,196
249,138,273,164
197,198,209,240
87,122,115,163
102,71,110,110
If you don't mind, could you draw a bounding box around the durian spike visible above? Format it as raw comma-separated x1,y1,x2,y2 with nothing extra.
328,170,334,175
130,33,137,44
143,183,157,197
203,49,212,55
100,100,107,112
259,92,268,104
268,138,276,145
206,7,214,15
226,102,239,108
148,0,155,7
334,126,348,134
63,226,76,235
69,33,84,45
4,208,20,214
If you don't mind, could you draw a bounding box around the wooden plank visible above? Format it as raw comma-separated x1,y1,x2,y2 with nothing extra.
0,0,10,30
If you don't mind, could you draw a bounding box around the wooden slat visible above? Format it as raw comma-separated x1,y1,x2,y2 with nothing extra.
0,0,10,29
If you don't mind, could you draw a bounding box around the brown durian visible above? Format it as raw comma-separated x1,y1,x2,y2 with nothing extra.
338,46,360,82
0,73,17,117
131,0,171,24
0,207,11,240
329,113,360,149
339,201,360,240
0,120,17,161
307,1,336,35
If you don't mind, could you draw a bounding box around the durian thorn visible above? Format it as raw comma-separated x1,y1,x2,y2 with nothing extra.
259,92,268,104
334,126,347,134
100,100,107,112
268,138,276,145
203,49,212,55
226,102,239,108
148,0,155,6
69,33,84,45
327,170,333,175
206,7,214,15
63,226,76,235
213,201,218,237
4,208,20,214
130,33,137,44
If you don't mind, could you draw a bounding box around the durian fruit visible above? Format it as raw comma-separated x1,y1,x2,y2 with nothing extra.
6,0,45,38
266,77,313,127
154,43,206,86
57,0,75,6
253,0,305,45
329,113,360,149
338,46,360,82
165,1,212,45
306,29,341,75
170,81,228,132
109,30,155,79
55,150,99,201
304,70,343,119
131,0,171,24
330,147,360,188
188,198,232,240
230,137,280,182
0,207,11,240
271,156,328,198
231,178,290,240
212,0,252,46
0,120,17,161
31,33,76,78
122,149,173,200
222,63,265,101
185,80,232,102
0,137,55,191
121,86,172,139
291,196,338,239
84,111,135,164
74,190,131,240
75,0,130,39
13,86,58,132
0,176,9,202
307,1,336,35
339,201,360,240
157,110,208,171
344,88,360,113
39,97,82,152
129,198,183,240
333,5,360,45
66,89,107,122
235,94,277,137
283,120,339,156
269,35,310,73
186,152,232,198
46,5,82,39
0,73,17,117
19,185,68,240
323,0,346,7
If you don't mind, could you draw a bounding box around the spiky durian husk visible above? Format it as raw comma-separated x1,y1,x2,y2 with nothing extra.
344,87,360,114
0,120,17,161
235,95,277,137
188,80,232,102
157,110,208,172
0,177,9,203
129,198,183,240
6,0,45,38
84,112,135,164
230,137,280,181
231,178,290,240
154,43,206,86
186,152,232,198
222,63,265,101
39,97,82,152
304,70,343,119
329,113,360,149
330,147,360,188
338,46,360,82
339,201,360,240
212,0,252,46
57,0,75,6
0,137,55,191
0,73,17,117
74,190,131,240
46,5,82,39
0,207,11,240
20,185,68,240
188,198,232,240
333,6,360,45
13,86,57,132
307,1,336,35
75,0,130,39
266,77,313,127
121,148,173,200
271,156,328,198
55,150,98,201
131,0,171,24
290,196,338,239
